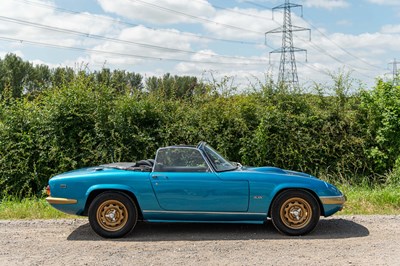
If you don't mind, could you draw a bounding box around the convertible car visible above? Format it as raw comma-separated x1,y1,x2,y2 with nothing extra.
46,142,345,238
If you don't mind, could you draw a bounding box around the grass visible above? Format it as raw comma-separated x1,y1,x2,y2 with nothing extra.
0,197,79,219
338,184,400,215
0,185,399,219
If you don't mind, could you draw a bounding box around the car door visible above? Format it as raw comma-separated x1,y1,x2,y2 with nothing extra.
150,147,249,212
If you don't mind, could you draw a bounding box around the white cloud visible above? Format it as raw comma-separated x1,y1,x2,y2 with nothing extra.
302,0,350,9
83,26,206,67
174,49,270,88
0,50,24,59
203,7,274,40
368,0,400,5
97,0,215,24
290,28,400,87
0,0,51,20
175,50,237,72
202,7,310,45
381,24,400,34
0,0,120,47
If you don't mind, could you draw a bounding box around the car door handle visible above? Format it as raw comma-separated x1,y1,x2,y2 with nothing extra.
152,176,168,179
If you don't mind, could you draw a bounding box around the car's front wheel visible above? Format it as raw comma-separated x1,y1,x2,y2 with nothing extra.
271,189,320,236
88,192,138,238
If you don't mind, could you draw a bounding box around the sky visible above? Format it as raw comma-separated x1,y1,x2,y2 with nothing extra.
1,0,400,89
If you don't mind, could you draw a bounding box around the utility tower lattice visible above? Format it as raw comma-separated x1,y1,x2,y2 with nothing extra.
389,58,399,86
265,0,311,89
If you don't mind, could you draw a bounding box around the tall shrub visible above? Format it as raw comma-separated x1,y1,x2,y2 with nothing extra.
361,79,400,173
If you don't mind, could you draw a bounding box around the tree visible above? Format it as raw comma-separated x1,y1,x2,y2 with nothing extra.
0,53,33,98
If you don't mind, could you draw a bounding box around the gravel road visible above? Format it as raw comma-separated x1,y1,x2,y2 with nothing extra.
0,215,399,265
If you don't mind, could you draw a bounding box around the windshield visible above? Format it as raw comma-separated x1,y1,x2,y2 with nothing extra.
203,144,237,172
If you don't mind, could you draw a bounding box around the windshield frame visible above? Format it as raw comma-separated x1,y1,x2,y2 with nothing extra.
198,142,237,172
153,146,212,173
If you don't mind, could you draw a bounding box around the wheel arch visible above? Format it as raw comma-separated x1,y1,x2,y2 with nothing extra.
83,188,143,220
267,188,324,217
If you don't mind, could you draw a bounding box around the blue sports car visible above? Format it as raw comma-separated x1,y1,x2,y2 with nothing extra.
46,142,345,238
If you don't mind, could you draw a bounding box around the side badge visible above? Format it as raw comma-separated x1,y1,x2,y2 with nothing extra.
253,196,263,199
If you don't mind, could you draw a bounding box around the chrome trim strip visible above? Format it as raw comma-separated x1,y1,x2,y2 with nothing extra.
320,195,346,205
143,210,265,215
46,197,77,205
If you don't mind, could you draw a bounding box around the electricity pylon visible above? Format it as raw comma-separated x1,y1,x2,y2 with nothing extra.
265,0,310,89
389,58,399,86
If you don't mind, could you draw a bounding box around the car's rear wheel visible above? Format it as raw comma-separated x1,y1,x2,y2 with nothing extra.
271,189,320,236
88,192,137,238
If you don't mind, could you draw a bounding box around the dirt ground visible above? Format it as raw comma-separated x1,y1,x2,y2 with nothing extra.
0,215,399,265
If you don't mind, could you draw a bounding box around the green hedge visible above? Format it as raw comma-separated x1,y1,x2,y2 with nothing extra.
0,55,400,198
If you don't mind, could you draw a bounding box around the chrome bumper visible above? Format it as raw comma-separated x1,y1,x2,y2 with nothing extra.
46,197,77,205
320,195,346,205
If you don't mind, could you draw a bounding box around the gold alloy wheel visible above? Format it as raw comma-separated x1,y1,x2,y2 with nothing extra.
279,197,312,229
96,199,129,232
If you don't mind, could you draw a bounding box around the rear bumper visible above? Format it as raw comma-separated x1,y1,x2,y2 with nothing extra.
46,197,77,205
320,195,346,205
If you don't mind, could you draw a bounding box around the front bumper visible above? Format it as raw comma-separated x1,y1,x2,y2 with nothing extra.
46,197,77,205
320,195,346,205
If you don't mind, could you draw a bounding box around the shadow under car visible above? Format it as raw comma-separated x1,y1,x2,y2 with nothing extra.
67,218,369,241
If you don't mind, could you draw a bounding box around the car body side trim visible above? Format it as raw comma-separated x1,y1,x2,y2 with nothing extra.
143,210,265,216
46,197,77,205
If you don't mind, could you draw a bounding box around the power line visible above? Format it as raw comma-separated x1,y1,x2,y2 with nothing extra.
245,0,384,76
246,0,339,82
7,0,382,83
128,0,265,35
191,0,274,21
293,33,378,77
269,4,383,72
269,5,375,73
0,16,270,64
299,18,386,71
263,3,378,77
14,0,260,45
242,1,273,10
296,60,330,76
0,36,268,66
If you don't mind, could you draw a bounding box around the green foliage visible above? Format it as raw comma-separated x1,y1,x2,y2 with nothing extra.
0,196,78,219
361,79,400,173
108,94,164,161
145,73,203,99
94,68,143,94
1,54,400,198
0,53,52,99
386,158,400,185
247,77,369,181
339,184,400,214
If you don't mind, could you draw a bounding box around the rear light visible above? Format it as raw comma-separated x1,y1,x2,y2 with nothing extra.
46,185,51,196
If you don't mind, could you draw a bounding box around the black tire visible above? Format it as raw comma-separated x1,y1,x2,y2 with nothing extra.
271,189,320,236
88,192,138,238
